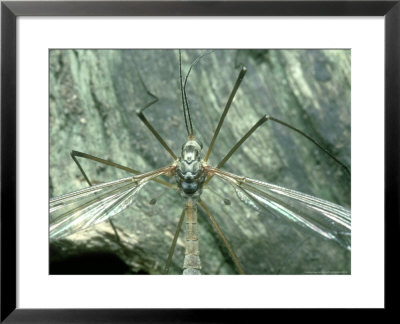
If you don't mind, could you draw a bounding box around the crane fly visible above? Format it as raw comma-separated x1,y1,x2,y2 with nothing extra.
49,49,351,274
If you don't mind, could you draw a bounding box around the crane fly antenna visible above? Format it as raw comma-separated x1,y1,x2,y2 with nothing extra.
179,50,215,138
182,50,214,137
179,50,191,137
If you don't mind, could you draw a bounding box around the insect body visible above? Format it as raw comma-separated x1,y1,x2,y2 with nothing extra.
176,139,206,197
49,50,351,275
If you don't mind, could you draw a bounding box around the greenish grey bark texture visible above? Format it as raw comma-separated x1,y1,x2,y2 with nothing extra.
50,49,351,275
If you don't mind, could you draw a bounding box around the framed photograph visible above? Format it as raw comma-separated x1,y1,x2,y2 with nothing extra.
1,0,397,321
49,48,351,277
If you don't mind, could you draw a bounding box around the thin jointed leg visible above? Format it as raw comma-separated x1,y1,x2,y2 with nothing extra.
70,150,173,188
199,200,245,274
205,114,350,186
204,66,247,162
135,87,177,160
164,207,186,274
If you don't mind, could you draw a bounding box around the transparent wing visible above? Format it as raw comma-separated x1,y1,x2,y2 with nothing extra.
50,166,173,240
207,167,351,251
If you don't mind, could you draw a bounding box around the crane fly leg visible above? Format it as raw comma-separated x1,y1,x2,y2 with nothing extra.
70,151,174,189
164,207,186,274
132,57,177,159
205,114,350,186
136,89,177,160
218,115,351,174
204,66,247,162
199,200,245,274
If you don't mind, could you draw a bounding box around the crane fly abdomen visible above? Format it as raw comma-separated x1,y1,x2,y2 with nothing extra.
183,200,201,275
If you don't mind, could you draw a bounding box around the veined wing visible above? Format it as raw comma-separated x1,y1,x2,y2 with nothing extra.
50,165,174,240
206,166,351,251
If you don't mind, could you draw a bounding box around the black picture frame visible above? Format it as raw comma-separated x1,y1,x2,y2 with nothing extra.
1,0,398,322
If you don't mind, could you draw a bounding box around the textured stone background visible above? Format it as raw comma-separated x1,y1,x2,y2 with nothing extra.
49,49,351,275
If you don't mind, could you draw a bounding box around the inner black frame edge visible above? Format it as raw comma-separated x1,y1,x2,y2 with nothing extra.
1,1,398,322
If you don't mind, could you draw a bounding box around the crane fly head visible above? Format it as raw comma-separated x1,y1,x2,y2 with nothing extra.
180,138,203,164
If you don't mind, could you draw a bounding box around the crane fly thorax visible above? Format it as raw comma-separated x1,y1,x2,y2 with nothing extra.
175,139,206,197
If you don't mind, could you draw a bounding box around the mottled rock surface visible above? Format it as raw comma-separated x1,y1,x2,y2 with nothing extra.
50,49,351,274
